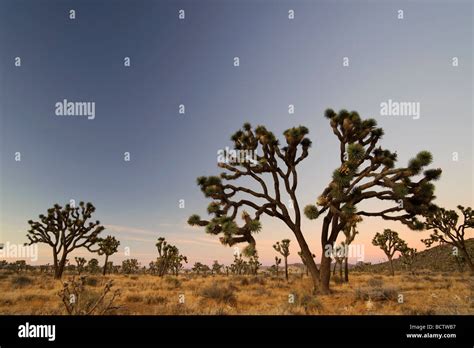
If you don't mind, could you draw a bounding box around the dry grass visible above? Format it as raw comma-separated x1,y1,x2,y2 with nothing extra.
0,271,472,315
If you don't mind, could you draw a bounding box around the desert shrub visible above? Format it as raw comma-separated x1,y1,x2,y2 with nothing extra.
11,276,33,287
355,286,399,302
164,276,181,289
249,277,266,286
125,293,143,302
58,277,121,315
200,283,237,305
367,277,384,287
332,275,343,284
239,277,250,286
130,275,139,280
146,295,167,305
297,294,323,313
85,276,99,287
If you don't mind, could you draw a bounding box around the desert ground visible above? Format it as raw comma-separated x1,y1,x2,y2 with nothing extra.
1,270,472,315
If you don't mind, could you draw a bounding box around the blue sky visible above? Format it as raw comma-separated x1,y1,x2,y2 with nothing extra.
0,0,472,266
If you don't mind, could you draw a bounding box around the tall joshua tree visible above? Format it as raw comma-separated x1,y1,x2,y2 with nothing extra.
188,123,320,289
26,202,105,279
372,229,407,276
305,109,440,293
274,239,291,281
400,246,417,274
98,235,120,275
421,205,474,273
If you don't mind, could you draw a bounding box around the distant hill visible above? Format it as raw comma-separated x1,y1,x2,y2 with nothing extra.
368,238,474,273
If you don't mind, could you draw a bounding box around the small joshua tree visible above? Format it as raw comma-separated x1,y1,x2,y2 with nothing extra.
274,256,282,277
75,257,86,275
230,255,246,275
212,260,223,275
98,236,120,276
155,237,187,276
192,262,204,275
400,247,417,274
122,259,140,274
248,254,261,275
421,205,474,273
273,239,291,281
372,229,407,276
86,258,100,274
26,202,105,279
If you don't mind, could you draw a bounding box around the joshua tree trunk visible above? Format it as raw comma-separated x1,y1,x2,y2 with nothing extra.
332,262,337,276
320,250,332,294
388,257,394,276
103,255,109,275
344,257,349,282
284,256,288,282
55,254,67,279
339,262,343,279
53,251,60,279
460,247,474,274
291,226,320,290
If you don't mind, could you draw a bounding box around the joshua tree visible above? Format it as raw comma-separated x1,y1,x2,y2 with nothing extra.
26,202,105,279
155,237,187,276
305,109,440,293
122,259,140,274
274,256,282,277
421,205,474,273
75,257,86,275
14,260,27,274
86,258,100,274
212,260,223,275
192,262,204,275
273,239,291,281
248,254,261,275
187,123,319,287
98,236,120,276
230,254,246,275
400,246,417,274
372,229,407,276
341,217,360,282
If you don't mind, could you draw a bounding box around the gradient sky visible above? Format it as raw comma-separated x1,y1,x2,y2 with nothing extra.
0,0,472,267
